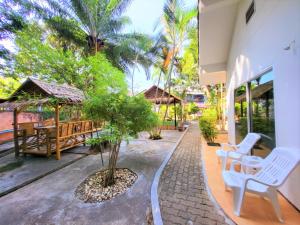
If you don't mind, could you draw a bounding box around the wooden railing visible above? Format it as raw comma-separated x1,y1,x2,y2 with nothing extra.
16,120,104,158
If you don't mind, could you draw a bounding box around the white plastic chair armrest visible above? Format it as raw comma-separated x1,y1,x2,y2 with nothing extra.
242,174,257,189
230,160,242,171
230,157,263,170
246,177,278,188
225,150,243,159
221,143,238,151
241,161,263,170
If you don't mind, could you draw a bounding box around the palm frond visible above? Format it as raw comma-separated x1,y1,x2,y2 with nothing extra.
107,0,133,17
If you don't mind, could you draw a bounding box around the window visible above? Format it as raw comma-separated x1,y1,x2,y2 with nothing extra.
250,70,275,157
234,69,275,158
186,94,205,103
234,85,248,144
246,1,255,24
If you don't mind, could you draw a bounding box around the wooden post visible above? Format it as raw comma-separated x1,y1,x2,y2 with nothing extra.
55,104,60,160
174,101,177,129
13,109,19,158
91,121,94,138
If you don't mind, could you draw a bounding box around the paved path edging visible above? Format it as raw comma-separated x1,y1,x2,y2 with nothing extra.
151,127,189,225
199,135,236,225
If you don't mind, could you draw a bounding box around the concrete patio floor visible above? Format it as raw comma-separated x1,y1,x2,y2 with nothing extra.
0,149,87,196
0,130,182,225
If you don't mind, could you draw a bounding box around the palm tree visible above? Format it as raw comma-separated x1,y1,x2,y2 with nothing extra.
129,35,153,95
154,0,197,133
19,0,152,73
0,0,31,71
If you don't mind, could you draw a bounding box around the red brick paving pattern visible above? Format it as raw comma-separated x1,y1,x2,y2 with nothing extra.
158,123,233,225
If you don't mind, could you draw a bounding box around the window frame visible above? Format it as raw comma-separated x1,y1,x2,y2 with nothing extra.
234,67,275,155
246,0,256,24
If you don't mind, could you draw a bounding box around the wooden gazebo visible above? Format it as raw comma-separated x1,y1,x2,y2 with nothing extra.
143,85,182,128
0,77,98,160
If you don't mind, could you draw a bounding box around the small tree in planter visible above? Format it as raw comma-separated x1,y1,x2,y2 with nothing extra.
84,92,159,187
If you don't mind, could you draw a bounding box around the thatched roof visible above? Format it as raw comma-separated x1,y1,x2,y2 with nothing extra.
143,85,182,104
0,77,85,110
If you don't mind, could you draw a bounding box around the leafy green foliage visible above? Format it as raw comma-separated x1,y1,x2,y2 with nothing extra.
87,126,124,146
6,24,127,93
8,24,84,86
201,107,218,119
86,53,127,94
84,90,159,186
188,103,200,115
199,117,217,143
199,107,218,143
20,0,153,73
0,0,30,66
178,26,198,80
84,92,159,138
0,77,20,99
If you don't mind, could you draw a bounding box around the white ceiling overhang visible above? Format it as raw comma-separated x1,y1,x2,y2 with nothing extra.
198,0,239,85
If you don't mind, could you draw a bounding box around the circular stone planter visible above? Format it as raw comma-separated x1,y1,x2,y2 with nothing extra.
75,168,138,203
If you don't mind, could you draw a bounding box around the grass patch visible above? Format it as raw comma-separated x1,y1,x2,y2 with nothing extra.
0,161,24,173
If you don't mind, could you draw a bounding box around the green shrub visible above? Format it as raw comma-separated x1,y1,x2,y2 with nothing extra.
199,117,217,143
161,120,176,126
188,103,200,115
201,107,218,119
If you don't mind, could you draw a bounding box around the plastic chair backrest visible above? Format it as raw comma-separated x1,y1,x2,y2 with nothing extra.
237,133,261,154
255,147,300,187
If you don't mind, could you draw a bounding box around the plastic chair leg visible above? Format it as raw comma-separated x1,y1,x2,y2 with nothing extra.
221,156,227,171
268,189,283,222
232,187,245,216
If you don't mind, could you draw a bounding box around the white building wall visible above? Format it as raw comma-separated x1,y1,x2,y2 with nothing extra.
226,0,300,208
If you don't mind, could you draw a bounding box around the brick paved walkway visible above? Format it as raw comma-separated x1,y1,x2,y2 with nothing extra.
159,123,233,225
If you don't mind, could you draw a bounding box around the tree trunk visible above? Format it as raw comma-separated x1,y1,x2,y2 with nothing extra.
104,140,121,187
156,49,177,115
131,69,135,96
131,54,140,96
95,37,98,55
149,68,164,138
159,54,176,135
154,70,163,106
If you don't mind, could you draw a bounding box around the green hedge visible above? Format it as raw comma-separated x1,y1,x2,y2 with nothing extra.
161,120,176,126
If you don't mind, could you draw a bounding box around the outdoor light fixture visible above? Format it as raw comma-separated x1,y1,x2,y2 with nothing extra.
284,40,296,51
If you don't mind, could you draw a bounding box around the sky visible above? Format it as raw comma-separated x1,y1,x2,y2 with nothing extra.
123,0,197,94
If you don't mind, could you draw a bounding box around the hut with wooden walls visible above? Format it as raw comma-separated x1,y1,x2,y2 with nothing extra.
0,77,97,160
143,85,182,129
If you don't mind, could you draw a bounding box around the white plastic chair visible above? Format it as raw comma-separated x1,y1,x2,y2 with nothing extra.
216,133,261,170
222,147,300,222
